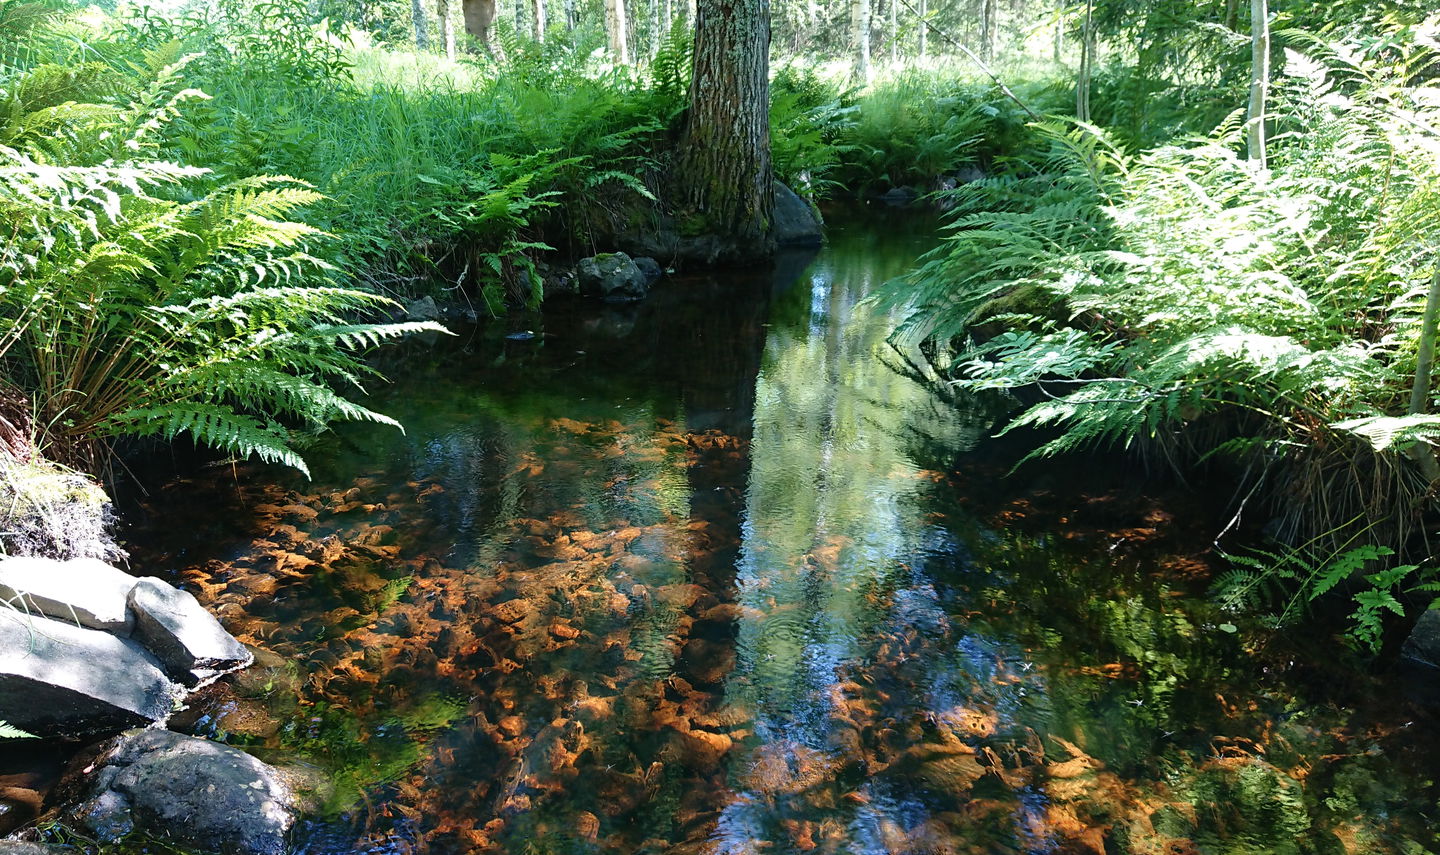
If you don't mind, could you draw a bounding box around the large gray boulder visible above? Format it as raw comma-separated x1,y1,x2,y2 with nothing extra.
68,729,297,855
128,577,253,687
0,611,182,737
0,556,136,633
576,252,650,303
773,181,823,248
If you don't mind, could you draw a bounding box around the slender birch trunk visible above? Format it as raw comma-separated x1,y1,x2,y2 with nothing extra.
439,0,456,58
531,0,545,40
1052,0,1063,62
606,0,631,62
1246,0,1269,167
564,0,575,30
413,0,430,50
1076,0,1093,122
888,0,898,65
917,0,926,57
852,0,870,83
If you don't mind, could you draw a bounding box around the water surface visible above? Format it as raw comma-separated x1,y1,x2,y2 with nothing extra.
126,213,1440,855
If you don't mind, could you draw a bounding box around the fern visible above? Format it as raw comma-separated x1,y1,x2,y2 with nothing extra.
0,50,444,475
0,720,34,739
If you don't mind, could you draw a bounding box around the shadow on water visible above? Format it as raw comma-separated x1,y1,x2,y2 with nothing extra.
111,210,1440,855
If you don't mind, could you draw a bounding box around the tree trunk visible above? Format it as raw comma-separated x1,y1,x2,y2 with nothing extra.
513,0,526,39
531,0,546,39
412,0,430,50
1246,0,1269,167
439,0,457,58
675,0,774,263
917,0,926,57
564,0,575,30
1052,0,1062,62
888,0,898,65
662,0,673,43
462,0,503,57
851,0,870,83
980,0,995,62
1224,0,1240,31
1076,0,1092,121
606,0,631,63
649,0,661,58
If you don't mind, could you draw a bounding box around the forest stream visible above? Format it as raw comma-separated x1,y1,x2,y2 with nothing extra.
90,213,1440,854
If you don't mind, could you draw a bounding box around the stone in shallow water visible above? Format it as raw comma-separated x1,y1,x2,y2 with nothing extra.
0,555,137,633
0,611,182,737
128,577,254,687
69,729,297,855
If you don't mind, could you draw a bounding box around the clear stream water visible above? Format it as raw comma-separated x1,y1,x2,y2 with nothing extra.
113,213,1440,854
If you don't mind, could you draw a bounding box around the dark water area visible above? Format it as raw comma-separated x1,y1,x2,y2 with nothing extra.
106,212,1440,854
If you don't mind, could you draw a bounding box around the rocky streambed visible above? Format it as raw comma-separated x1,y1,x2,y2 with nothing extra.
0,558,318,853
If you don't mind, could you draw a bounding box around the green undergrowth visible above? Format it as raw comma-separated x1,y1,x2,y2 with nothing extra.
876,23,1440,650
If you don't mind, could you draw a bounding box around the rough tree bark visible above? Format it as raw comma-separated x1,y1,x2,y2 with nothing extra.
1246,0,1269,167
674,0,774,263
606,0,631,63
851,0,870,82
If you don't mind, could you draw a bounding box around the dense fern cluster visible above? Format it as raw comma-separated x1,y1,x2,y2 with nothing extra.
0,7,442,474
880,28,1440,635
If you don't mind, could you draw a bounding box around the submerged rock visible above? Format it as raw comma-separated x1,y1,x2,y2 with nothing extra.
632,255,664,284
128,577,254,686
0,843,63,854
0,610,182,738
68,729,297,855
576,252,650,303
0,555,136,633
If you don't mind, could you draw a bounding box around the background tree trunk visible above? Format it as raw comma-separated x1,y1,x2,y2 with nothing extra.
439,0,457,58
852,0,870,82
917,0,926,57
675,0,774,262
564,0,575,31
462,0,503,57
606,0,631,63
1076,0,1092,121
649,0,661,58
531,0,546,40
980,0,994,62
1246,0,1269,167
888,0,898,65
412,0,430,50
1052,0,1062,62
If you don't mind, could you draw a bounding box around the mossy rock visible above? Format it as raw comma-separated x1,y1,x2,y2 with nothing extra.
0,459,118,561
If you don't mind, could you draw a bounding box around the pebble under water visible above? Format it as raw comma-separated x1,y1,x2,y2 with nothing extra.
121,212,1440,855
